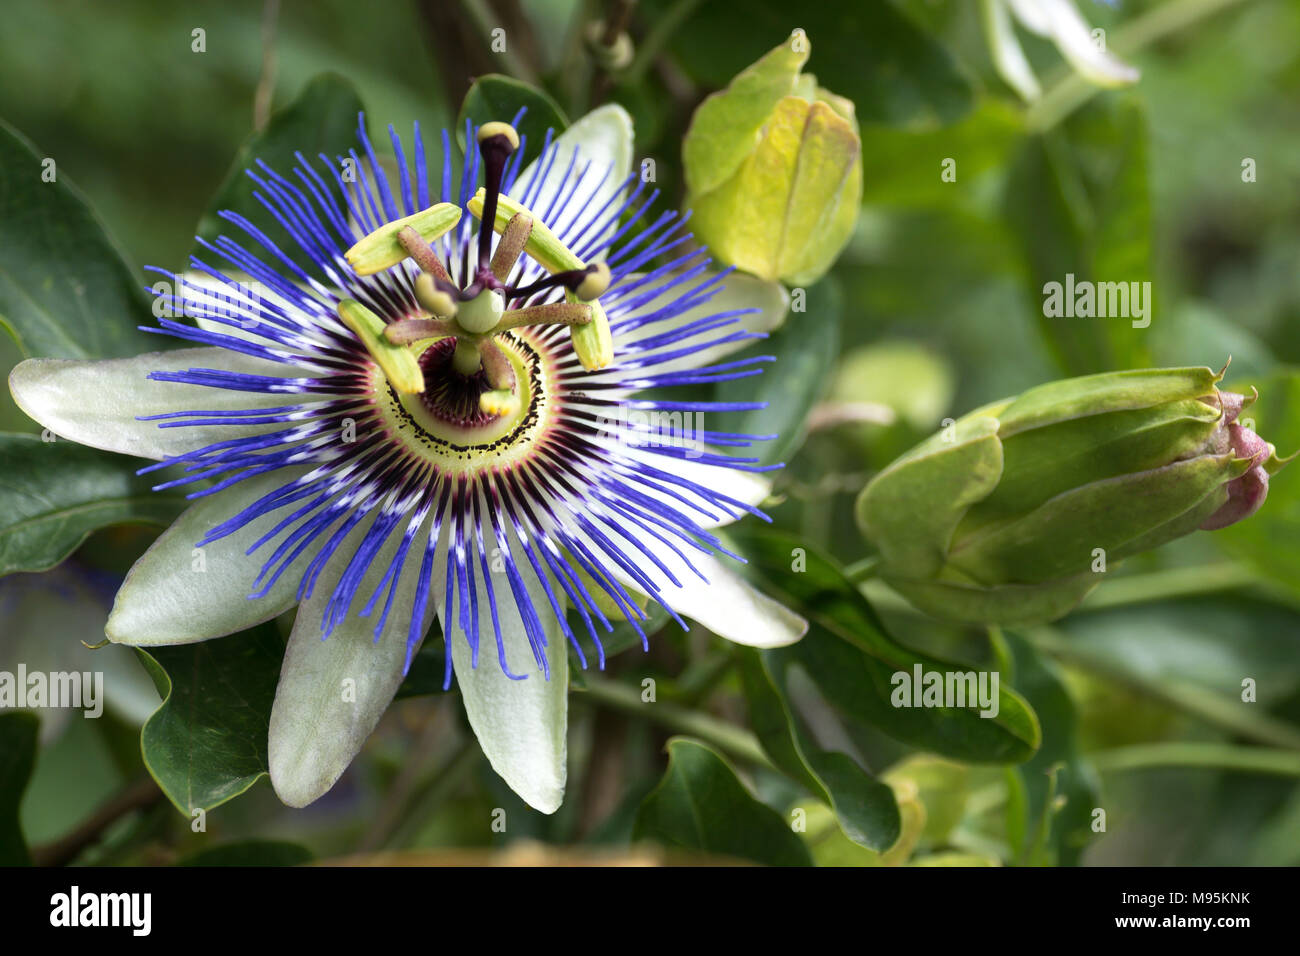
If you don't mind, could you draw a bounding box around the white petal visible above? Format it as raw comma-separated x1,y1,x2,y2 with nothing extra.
448,532,568,814
268,518,434,808
1004,0,1053,35
984,0,1043,100
510,104,633,258
107,468,317,645
572,518,806,648
644,547,806,648
1039,0,1139,87
9,347,322,461
608,271,789,375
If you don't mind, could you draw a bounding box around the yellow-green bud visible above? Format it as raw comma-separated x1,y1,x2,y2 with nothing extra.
683,31,862,286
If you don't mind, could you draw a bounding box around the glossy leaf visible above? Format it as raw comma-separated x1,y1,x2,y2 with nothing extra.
0,119,156,359
634,738,812,866
0,433,186,576
137,624,283,814
740,649,901,851
457,74,568,167
727,526,1041,764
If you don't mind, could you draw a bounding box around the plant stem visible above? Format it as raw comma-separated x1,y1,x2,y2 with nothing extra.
578,675,772,768
1026,0,1255,132
1091,742,1300,777
31,777,163,867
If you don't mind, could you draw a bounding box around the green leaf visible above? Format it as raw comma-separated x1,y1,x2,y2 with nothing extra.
0,432,186,576
178,840,313,867
1001,96,1154,375
457,74,568,168
716,278,840,466
1002,632,1100,867
727,526,1041,763
740,649,901,851
633,737,813,866
0,118,157,359
137,624,283,814
192,74,365,270
0,712,39,865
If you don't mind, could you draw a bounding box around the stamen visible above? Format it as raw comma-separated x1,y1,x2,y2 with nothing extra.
345,202,461,276
338,299,425,394
480,338,517,392
467,190,579,275
384,317,457,345
397,226,453,284
494,302,593,332
490,211,534,282
475,122,520,273
479,387,520,417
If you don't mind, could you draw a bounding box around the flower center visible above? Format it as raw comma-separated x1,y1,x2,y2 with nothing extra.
373,329,553,473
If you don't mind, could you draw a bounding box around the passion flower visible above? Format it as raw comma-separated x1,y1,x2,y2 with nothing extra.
856,366,1292,626
8,106,805,812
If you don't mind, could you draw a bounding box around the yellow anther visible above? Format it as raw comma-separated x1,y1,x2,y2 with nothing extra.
345,203,461,276
337,299,425,394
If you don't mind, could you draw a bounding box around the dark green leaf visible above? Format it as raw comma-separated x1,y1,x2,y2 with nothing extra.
178,839,313,867
0,433,186,576
716,278,840,466
0,118,156,359
740,649,900,851
1002,97,1154,375
192,74,365,271
633,737,812,866
1002,632,1100,867
458,75,568,167
727,526,1041,763
137,624,283,814
0,711,39,865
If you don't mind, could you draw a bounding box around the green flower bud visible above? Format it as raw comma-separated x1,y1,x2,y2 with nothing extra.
856,366,1294,625
682,31,862,286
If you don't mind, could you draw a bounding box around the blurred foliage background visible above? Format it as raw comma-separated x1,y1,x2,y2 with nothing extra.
1,0,1299,867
